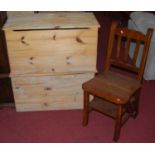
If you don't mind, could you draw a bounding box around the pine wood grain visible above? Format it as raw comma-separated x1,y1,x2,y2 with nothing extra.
5,28,98,77
3,12,99,111
3,12,100,30
12,73,94,112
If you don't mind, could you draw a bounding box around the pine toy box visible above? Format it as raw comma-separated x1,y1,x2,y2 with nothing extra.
3,12,100,111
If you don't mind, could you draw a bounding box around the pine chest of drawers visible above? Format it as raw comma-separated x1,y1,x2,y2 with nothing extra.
3,12,100,111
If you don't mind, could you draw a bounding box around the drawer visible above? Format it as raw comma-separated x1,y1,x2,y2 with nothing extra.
5,28,98,76
12,73,94,112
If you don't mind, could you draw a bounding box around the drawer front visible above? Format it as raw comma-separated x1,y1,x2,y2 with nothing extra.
5,28,98,76
12,73,94,111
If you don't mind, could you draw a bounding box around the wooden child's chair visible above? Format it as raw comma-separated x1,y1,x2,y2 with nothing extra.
82,21,153,141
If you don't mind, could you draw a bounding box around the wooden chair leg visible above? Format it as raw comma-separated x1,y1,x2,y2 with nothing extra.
82,90,90,126
126,89,141,119
113,105,123,142
132,90,140,119
131,97,139,119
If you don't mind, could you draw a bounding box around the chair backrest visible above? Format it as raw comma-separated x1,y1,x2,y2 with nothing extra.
105,21,153,81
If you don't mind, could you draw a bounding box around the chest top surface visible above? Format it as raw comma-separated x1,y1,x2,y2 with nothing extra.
3,12,100,31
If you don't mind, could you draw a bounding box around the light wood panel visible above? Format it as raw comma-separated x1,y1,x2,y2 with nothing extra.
7,11,35,18
5,28,98,77
3,12,100,30
12,73,94,112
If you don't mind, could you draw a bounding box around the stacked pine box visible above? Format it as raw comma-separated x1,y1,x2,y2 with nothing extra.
3,12,100,112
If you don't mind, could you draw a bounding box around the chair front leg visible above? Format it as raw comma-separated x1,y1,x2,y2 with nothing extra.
113,104,123,142
82,90,90,126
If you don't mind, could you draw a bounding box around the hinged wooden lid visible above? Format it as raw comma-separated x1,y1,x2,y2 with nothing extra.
3,12,100,31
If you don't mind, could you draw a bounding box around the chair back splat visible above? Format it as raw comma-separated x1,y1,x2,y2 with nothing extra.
105,21,153,81
82,20,153,141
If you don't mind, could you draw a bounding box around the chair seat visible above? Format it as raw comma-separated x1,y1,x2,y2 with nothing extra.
82,70,141,104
